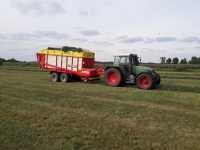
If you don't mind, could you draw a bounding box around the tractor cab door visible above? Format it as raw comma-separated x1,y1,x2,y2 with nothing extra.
113,56,131,82
128,54,140,74
129,54,139,66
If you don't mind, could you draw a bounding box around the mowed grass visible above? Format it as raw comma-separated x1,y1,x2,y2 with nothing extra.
0,64,200,150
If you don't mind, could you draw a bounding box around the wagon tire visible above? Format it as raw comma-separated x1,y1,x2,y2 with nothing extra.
105,68,122,87
60,73,70,82
50,72,59,82
136,73,154,90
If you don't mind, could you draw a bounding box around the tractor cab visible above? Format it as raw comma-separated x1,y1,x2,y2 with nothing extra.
113,54,140,76
113,54,140,66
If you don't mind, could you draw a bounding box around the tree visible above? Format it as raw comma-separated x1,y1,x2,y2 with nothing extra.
160,57,166,64
189,56,200,64
172,57,179,64
0,58,5,65
0,58,5,62
166,58,172,64
7,58,18,63
180,58,187,64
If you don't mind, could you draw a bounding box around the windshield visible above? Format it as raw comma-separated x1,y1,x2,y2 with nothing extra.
114,55,140,66
114,56,129,66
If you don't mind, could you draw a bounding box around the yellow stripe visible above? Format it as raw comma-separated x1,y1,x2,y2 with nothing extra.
37,48,95,58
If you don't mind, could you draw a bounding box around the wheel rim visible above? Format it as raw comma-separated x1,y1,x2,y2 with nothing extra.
61,74,67,82
61,76,65,81
139,75,151,89
107,71,119,85
51,74,57,82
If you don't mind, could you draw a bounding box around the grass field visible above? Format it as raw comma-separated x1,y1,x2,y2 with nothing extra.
0,63,200,150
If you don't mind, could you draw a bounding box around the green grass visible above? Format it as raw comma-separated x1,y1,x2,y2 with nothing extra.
0,64,200,150
146,64,200,72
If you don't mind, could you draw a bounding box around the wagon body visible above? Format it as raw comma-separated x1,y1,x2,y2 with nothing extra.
37,47,103,81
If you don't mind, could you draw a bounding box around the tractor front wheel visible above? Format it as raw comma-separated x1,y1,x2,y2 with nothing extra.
105,68,122,87
136,73,153,90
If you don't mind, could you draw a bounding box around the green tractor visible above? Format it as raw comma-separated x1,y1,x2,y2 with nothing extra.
104,54,160,90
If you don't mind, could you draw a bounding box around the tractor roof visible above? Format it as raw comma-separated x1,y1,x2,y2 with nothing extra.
114,54,138,57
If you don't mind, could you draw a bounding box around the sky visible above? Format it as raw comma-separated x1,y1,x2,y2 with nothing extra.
0,0,200,62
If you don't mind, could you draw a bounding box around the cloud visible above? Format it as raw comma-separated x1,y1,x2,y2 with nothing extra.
182,37,200,43
79,11,89,16
155,37,177,42
79,30,100,36
93,41,114,46
143,38,155,43
71,38,88,42
0,34,6,40
194,46,200,49
118,36,177,44
11,0,66,15
0,31,68,41
7,33,36,40
118,36,144,43
35,31,67,39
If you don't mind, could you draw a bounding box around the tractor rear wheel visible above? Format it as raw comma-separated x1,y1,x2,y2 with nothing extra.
136,73,153,90
50,72,59,82
60,73,70,82
105,68,122,87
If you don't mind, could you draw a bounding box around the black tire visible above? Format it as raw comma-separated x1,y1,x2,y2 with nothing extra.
155,75,160,85
60,73,70,82
153,74,161,89
136,73,154,90
105,68,122,87
50,72,59,82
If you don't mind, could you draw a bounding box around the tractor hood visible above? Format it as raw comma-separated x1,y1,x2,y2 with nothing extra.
135,66,154,74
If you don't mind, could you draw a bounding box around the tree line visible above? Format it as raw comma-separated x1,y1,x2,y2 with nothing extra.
0,58,19,65
160,56,200,64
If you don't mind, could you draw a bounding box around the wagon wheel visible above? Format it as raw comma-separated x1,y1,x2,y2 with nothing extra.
50,72,59,82
60,73,70,82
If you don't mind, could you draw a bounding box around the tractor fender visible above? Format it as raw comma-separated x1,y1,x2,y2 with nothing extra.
136,72,153,79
